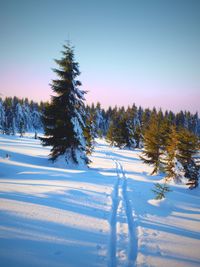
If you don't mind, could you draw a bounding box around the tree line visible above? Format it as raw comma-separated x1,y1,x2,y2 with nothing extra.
1,95,199,188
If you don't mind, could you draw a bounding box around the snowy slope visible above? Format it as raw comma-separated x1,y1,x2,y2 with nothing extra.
0,134,200,267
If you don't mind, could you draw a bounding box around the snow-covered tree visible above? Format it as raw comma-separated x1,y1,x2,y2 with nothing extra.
177,129,199,189
164,126,185,182
3,97,14,135
40,43,88,165
19,120,25,137
164,126,199,188
15,103,25,134
83,111,95,156
0,99,5,133
133,124,142,148
31,106,43,130
22,100,32,131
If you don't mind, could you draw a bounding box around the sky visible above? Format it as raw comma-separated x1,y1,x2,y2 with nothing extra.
0,0,200,113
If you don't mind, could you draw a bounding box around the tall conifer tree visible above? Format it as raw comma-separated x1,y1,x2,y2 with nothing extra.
164,126,184,182
177,129,199,188
140,113,163,174
41,43,88,165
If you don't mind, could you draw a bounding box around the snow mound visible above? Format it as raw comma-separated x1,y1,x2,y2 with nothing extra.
148,198,166,207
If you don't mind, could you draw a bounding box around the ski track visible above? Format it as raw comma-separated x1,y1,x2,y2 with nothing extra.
107,150,138,267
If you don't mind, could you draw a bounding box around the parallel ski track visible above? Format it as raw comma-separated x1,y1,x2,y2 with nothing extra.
107,151,138,267
108,158,120,267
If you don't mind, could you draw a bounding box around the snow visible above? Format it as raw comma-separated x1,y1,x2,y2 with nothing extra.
0,134,200,267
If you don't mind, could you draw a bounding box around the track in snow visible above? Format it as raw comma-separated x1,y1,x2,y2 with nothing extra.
108,154,138,267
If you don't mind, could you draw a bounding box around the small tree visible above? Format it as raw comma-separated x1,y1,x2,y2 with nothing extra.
152,182,171,200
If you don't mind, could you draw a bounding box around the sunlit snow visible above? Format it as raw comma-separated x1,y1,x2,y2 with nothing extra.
0,134,199,267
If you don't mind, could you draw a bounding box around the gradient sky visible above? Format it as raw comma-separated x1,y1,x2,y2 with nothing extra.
0,0,200,113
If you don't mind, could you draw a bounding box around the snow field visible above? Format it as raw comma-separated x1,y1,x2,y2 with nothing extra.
0,135,114,267
0,134,200,267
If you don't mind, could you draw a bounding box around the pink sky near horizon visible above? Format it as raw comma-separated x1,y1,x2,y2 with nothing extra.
1,68,199,114
1,49,199,114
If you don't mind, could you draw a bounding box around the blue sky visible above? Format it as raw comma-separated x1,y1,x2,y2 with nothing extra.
0,0,200,113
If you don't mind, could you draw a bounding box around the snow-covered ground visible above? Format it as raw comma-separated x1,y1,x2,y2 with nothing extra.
0,134,200,267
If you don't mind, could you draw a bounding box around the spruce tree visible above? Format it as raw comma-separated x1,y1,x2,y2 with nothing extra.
106,108,119,146
177,129,199,188
140,113,163,175
152,182,171,200
164,126,185,182
164,127,199,188
133,124,142,148
19,120,25,137
113,114,127,148
40,43,88,165
159,113,170,151
94,102,104,137
106,109,135,149
106,121,116,146
0,99,5,133
83,112,95,156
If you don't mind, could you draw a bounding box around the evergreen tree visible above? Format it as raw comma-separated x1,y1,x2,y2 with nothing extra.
133,124,142,148
164,126,185,182
177,129,199,188
4,97,13,135
129,104,142,148
15,103,24,134
152,182,171,200
94,102,104,137
175,111,186,129
40,43,88,165
164,127,199,188
106,109,119,146
106,108,136,148
19,120,25,137
141,108,151,136
106,121,116,146
140,113,163,174
0,99,5,133
112,114,127,148
159,116,171,151
83,111,95,156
